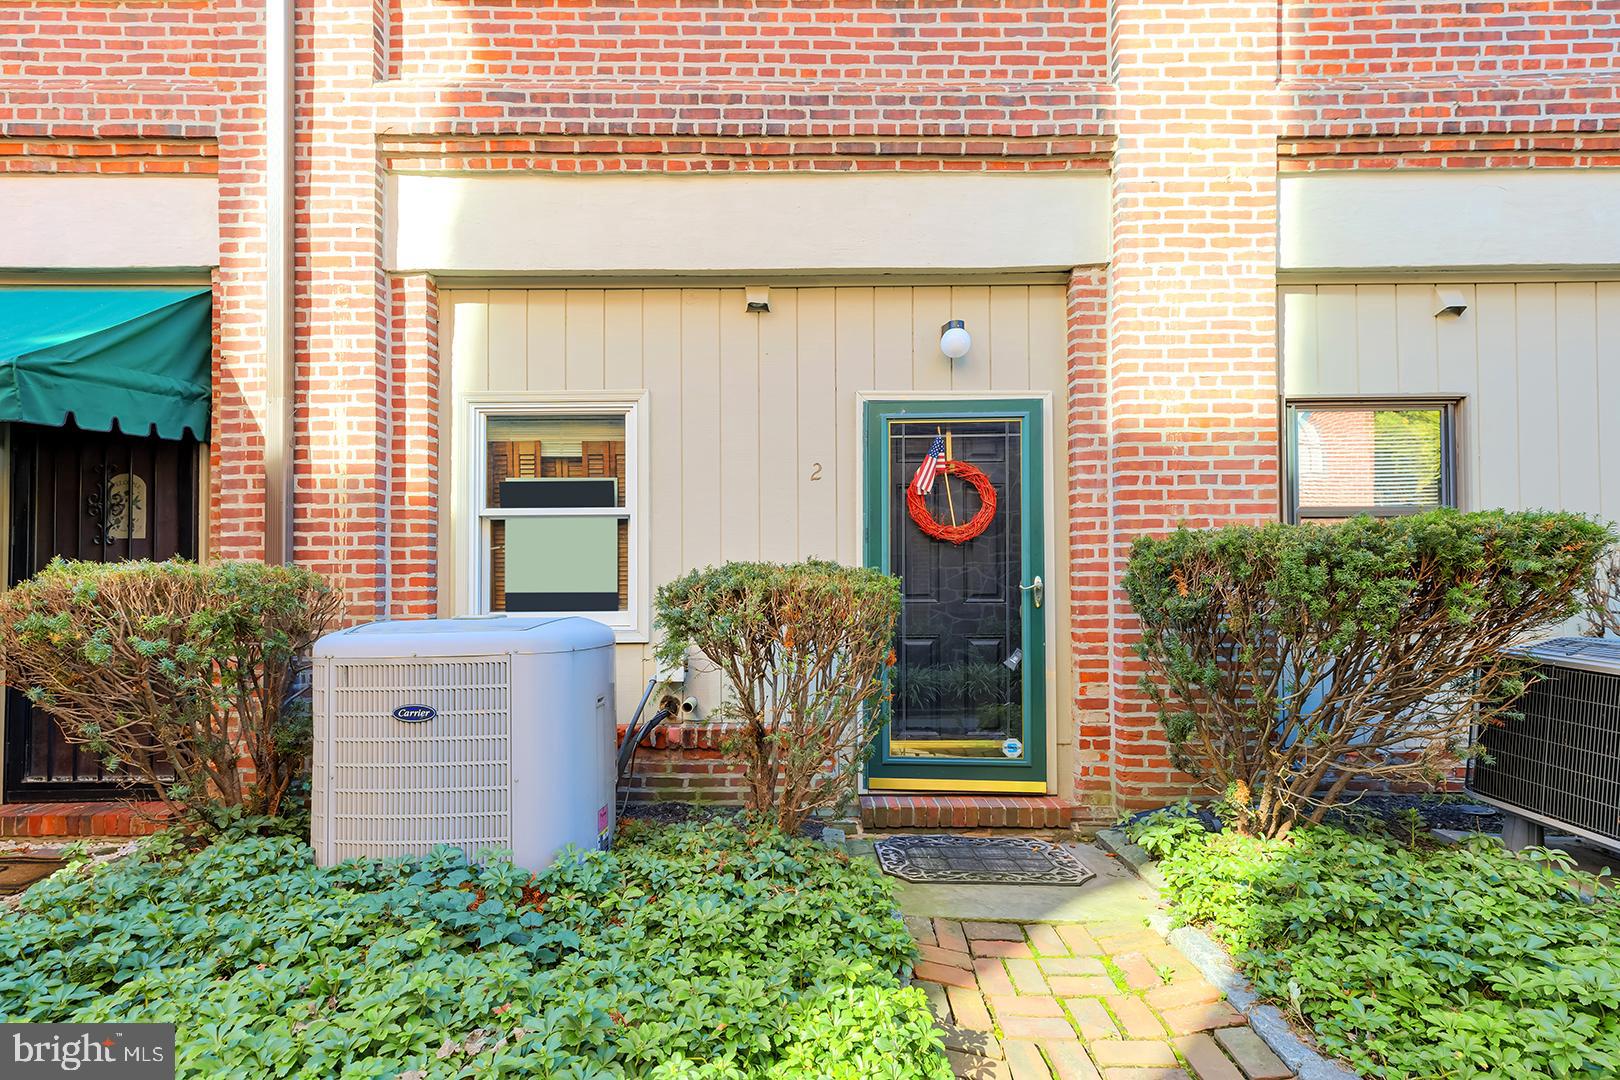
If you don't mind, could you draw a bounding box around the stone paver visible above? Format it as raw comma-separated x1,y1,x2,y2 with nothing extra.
940,1024,1002,1060
899,843,1293,1080
974,957,1018,997
974,938,1036,958
947,1048,1010,1080
1047,975,1118,997
917,960,979,989
921,980,952,1022
1159,1001,1245,1036
989,994,1065,1018
1213,1028,1292,1080
1065,997,1119,1041
1004,1040,1053,1079
1026,923,1068,956
1146,982,1224,1011
936,918,971,953
1041,1040,1102,1080
1006,957,1051,995
921,943,976,969
948,986,995,1032
1086,1040,1179,1068
1172,1034,1244,1080
1055,924,1105,955
1001,1015,1085,1041
1111,951,1163,991
1106,995,1166,1039
1041,956,1108,977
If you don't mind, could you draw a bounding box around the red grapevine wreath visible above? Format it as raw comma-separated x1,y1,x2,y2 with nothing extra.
908,459,997,544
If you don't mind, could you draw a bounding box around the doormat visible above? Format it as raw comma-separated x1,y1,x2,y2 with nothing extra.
873,835,1094,886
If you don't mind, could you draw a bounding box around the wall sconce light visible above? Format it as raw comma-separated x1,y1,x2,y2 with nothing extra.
1433,287,1469,318
939,319,972,360
745,286,770,313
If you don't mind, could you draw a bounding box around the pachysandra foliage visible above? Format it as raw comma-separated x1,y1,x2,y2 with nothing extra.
1123,510,1612,837
0,558,341,824
655,560,901,835
0,819,948,1079
1130,812,1620,1080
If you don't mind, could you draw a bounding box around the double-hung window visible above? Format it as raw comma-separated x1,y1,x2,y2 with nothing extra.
468,394,647,640
1286,400,1457,523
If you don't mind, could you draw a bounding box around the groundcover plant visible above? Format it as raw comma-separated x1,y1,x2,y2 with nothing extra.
1129,812,1620,1080
0,819,949,1079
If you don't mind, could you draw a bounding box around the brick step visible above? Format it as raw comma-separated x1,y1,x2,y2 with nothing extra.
0,801,169,838
860,794,1071,830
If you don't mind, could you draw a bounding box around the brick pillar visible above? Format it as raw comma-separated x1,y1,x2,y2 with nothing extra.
296,0,391,619
211,0,270,561
1105,1,1282,811
388,274,439,619
1066,268,1113,820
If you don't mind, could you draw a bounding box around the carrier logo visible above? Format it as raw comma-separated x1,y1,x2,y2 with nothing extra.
392,704,437,723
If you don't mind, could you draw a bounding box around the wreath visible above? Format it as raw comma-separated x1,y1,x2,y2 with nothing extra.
908,459,997,544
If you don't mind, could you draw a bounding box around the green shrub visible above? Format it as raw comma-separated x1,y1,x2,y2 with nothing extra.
0,559,341,824
655,560,901,834
0,820,948,1079
1123,510,1611,837
1129,814,1620,1079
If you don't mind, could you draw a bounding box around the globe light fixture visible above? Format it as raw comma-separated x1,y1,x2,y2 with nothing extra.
939,319,971,360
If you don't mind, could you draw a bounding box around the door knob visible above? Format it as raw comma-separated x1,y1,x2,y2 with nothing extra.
1021,575,1044,609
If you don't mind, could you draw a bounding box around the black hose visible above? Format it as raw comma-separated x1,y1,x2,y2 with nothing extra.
616,678,674,819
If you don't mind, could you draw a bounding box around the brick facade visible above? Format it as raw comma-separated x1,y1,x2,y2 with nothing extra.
2,0,1616,821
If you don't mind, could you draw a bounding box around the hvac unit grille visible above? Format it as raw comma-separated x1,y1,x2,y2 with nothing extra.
326,658,511,862
1469,641,1620,845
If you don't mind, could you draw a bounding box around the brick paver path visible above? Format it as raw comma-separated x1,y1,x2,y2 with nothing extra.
907,916,1295,1080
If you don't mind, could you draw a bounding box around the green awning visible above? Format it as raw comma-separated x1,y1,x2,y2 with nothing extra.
0,287,211,440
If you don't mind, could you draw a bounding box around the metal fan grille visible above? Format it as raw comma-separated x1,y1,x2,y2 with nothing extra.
1470,644,1620,845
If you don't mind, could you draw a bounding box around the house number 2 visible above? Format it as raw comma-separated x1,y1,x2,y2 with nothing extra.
809,463,823,481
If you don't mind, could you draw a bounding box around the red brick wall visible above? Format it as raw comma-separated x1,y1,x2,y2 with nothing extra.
1103,0,1283,814
386,0,1109,83
1,0,1615,818
0,0,217,80
1283,1,1620,80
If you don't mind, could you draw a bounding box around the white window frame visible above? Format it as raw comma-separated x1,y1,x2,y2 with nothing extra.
1284,397,1459,524
462,391,650,642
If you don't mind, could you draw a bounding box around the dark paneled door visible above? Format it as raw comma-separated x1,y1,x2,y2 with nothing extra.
3,421,198,801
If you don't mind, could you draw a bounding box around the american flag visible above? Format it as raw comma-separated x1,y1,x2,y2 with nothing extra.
911,434,946,495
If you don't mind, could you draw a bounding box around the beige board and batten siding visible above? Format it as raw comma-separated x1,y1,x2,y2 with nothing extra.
441,285,1073,787
1280,282,1620,518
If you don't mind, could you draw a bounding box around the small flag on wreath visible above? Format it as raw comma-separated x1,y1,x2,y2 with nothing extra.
911,434,946,495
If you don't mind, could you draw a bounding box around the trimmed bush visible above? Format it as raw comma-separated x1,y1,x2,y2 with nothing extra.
0,819,949,1078
0,559,340,824
655,560,901,835
1130,813,1620,1080
1123,510,1611,837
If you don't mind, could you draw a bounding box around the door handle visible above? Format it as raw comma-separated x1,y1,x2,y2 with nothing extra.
1021,575,1044,609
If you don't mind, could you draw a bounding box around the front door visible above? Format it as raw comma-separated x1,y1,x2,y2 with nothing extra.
3,421,198,801
863,398,1047,793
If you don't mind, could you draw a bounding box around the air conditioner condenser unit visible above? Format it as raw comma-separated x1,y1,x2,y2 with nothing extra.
310,616,617,871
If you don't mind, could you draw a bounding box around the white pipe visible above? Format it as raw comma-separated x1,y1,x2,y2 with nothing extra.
263,0,295,564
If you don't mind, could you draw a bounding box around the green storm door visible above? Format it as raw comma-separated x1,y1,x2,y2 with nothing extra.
863,399,1047,793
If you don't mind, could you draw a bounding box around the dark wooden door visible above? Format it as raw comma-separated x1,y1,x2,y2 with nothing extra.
4,421,198,800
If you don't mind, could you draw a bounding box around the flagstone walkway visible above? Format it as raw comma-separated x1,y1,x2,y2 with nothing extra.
892,843,1298,1080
